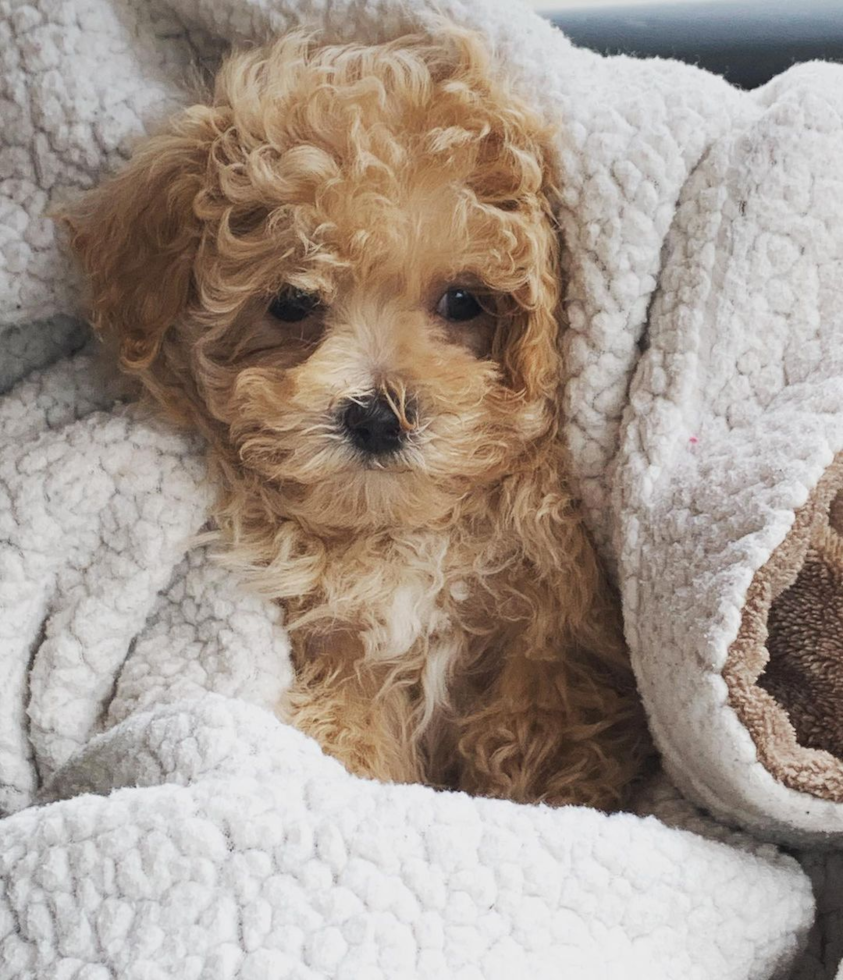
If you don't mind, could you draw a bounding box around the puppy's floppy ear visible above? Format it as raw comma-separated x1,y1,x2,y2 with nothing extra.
60,107,219,373
498,200,563,402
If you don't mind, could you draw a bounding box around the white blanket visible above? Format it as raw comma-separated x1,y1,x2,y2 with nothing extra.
3,0,843,976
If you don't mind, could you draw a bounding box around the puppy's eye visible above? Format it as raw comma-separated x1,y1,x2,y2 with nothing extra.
268,287,320,322
436,288,483,322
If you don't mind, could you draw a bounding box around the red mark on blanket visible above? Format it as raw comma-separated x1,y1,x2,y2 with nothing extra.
689,436,699,444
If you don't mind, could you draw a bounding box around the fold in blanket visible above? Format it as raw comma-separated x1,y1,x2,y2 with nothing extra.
616,61,843,844
4,696,815,980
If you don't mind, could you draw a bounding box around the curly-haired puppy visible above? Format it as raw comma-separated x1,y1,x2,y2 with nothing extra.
64,27,649,808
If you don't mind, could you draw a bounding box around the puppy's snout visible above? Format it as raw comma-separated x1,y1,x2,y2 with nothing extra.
341,394,412,456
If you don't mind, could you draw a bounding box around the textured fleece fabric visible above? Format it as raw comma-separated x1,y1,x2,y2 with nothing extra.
2,0,843,977
725,454,843,805
762,483,843,763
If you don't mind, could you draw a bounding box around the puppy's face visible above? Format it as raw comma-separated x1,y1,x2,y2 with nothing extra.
66,30,562,530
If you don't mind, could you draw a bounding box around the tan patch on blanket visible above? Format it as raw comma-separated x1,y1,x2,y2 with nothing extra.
762,514,843,759
724,454,843,802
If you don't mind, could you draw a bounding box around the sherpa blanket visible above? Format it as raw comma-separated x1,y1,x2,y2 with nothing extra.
3,0,843,976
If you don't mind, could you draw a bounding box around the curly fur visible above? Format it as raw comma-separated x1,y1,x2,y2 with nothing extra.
62,26,650,808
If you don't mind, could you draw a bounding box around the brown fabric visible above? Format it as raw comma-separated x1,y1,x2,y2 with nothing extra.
724,455,843,802
830,490,843,536
762,508,843,758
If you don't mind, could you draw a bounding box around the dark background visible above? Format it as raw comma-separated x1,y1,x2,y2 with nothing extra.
545,1,843,90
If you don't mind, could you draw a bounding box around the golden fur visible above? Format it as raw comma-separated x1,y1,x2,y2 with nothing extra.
63,27,650,808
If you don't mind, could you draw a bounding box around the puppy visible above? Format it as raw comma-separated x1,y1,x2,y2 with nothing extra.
64,27,649,808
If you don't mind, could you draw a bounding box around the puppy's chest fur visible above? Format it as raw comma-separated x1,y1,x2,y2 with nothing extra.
283,521,525,717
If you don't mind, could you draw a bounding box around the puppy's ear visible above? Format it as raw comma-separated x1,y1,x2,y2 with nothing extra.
499,206,562,402
60,108,218,373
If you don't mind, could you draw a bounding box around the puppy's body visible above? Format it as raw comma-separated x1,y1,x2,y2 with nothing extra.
261,446,631,804
65,28,649,808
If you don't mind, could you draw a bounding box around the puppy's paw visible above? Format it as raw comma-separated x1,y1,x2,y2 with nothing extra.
456,701,644,811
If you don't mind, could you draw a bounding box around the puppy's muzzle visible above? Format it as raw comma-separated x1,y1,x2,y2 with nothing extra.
341,394,412,456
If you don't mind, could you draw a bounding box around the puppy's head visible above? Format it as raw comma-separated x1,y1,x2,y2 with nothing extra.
65,28,562,531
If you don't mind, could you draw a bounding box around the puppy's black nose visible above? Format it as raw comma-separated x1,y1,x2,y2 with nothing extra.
341,395,406,456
